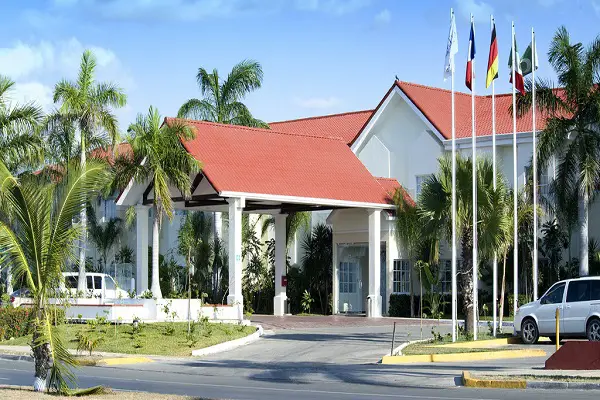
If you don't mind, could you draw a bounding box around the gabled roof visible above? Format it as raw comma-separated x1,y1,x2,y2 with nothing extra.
168,118,395,208
89,142,133,165
395,81,548,139
375,177,414,207
269,110,374,145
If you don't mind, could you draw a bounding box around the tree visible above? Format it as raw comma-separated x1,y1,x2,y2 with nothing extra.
52,50,127,291
301,223,333,314
115,106,199,299
0,159,110,392
178,59,267,128
393,189,420,317
0,75,44,172
261,212,311,248
86,204,122,274
178,211,215,300
418,154,510,334
516,26,600,277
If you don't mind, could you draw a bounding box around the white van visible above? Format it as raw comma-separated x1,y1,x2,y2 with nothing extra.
514,277,600,344
62,272,128,299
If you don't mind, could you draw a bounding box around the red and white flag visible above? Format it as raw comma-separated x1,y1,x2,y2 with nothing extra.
509,34,525,95
465,21,476,91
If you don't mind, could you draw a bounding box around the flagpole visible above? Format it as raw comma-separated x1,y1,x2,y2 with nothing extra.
512,22,519,317
532,27,538,301
450,8,458,343
471,13,478,341
491,15,498,338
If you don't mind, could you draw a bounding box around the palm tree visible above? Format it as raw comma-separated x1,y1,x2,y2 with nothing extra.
0,159,110,392
115,106,200,299
0,75,44,172
177,59,267,128
516,26,600,277
393,189,420,317
261,212,311,249
52,50,127,291
301,223,333,314
87,205,122,274
419,154,510,334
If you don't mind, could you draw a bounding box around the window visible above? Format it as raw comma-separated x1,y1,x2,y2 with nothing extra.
105,276,116,291
65,276,77,289
339,262,357,293
415,175,428,200
591,281,600,301
104,199,116,220
440,260,452,293
86,276,94,290
540,166,551,198
393,260,410,294
94,276,102,290
567,280,591,303
541,282,566,304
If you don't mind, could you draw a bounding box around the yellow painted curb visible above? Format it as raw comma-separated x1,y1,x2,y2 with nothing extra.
96,357,154,366
462,371,526,389
381,349,546,364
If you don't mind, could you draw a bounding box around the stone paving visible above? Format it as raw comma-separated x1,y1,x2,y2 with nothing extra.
249,314,452,330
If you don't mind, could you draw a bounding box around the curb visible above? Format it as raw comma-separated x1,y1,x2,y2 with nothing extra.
382,349,546,364
191,325,264,357
463,371,600,390
0,354,32,362
390,338,432,356
96,357,154,366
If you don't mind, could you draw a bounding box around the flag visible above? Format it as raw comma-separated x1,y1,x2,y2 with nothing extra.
465,21,476,90
486,21,499,88
521,40,539,76
508,36,525,95
444,12,458,81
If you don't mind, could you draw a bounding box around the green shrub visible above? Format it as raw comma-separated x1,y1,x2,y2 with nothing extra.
388,294,420,317
0,307,34,340
508,294,532,317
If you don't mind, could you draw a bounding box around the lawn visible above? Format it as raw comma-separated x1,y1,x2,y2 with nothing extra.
0,321,256,357
401,332,513,355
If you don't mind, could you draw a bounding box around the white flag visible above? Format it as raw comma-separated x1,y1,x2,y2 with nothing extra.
444,12,458,81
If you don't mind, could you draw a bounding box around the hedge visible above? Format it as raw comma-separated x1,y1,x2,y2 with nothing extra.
388,294,421,317
0,306,66,340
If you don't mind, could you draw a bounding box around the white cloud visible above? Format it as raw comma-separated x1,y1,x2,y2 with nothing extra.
0,38,134,117
293,96,340,109
455,0,493,23
374,9,391,26
51,0,372,20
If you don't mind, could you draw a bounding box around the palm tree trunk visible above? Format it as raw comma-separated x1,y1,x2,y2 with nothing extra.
461,230,475,335
32,308,51,391
151,205,162,298
77,135,87,292
499,251,507,331
579,192,589,277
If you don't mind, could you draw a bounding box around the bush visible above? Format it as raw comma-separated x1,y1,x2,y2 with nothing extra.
508,294,532,317
0,307,34,340
388,294,421,317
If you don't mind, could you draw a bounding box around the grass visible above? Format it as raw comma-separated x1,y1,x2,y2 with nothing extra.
401,331,514,355
0,322,255,357
0,388,209,399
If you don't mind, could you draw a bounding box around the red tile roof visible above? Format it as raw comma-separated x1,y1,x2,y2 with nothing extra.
396,81,548,139
269,110,374,145
89,143,133,165
168,118,394,207
375,177,414,206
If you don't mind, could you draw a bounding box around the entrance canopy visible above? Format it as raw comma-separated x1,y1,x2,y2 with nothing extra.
117,118,397,213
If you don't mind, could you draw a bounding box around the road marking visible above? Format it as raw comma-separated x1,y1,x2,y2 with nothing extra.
93,375,503,400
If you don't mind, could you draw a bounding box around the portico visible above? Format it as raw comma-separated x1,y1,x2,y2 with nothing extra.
117,118,397,317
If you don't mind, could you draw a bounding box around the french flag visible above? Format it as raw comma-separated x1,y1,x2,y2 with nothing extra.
465,21,475,91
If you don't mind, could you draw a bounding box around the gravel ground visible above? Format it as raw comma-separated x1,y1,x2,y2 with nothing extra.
0,388,211,399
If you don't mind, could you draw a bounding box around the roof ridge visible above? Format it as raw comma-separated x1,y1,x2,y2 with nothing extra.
375,177,399,181
166,117,346,142
269,109,374,125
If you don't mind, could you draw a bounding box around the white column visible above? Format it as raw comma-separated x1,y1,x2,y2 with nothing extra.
368,209,382,318
274,213,287,316
135,205,149,294
227,198,243,306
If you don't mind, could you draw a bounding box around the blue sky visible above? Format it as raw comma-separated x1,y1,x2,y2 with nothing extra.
1,0,599,128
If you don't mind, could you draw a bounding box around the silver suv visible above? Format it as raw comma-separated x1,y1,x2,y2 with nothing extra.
514,277,600,344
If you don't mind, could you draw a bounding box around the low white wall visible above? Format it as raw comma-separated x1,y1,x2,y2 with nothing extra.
23,298,243,323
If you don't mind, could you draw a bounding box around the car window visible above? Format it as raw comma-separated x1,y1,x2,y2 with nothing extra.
105,276,115,291
592,281,600,301
567,280,591,303
65,276,77,289
542,282,566,304
94,276,102,290
87,276,94,290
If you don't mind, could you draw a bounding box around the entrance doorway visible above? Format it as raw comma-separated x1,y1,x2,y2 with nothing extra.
337,244,367,313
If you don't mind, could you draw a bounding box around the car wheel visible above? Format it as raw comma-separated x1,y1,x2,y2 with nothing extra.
521,318,539,344
587,318,600,342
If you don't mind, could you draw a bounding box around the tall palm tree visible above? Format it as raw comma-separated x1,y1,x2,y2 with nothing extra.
261,212,311,248
516,26,600,277
0,159,110,392
52,50,127,291
393,190,420,317
419,154,510,334
115,106,200,299
0,75,44,172
178,59,268,128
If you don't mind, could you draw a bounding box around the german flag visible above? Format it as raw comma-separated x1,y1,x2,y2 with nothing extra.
486,21,499,88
